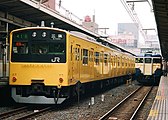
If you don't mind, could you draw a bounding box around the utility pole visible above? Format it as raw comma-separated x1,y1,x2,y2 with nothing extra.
120,0,153,41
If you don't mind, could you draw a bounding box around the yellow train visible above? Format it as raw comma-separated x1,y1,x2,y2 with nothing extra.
9,26,135,104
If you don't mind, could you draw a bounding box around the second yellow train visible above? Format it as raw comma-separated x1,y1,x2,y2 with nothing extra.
9,26,135,104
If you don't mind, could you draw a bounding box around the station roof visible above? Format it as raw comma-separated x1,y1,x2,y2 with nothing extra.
0,0,99,38
152,0,168,60
0,0,135,56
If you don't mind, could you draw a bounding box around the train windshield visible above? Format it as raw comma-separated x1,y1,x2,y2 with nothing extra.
145,58,152,63
153,58,161,63
11,29,66,63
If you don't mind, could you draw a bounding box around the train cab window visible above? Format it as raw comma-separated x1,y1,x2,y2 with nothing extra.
31,43,65,55
11,29,66,63
13,42,28,54
94,52,99,65
31,44,48,54
49,43,65,54
135,58,143,63
145,58,152,63
83,49,88,65
153,58,161,63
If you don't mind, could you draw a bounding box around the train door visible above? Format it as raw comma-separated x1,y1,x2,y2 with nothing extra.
100,51,104,77
111,55,115,77
144,57,152,75
89,48,94,79
113,55,117,77
73,44,81,80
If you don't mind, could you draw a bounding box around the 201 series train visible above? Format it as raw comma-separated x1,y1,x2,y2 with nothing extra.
135,53,162,85
9,26,135,104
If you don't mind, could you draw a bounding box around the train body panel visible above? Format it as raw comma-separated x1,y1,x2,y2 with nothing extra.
9,27,135,104
10,63,68,86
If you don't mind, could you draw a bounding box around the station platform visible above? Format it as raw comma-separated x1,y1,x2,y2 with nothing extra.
147,75,168,120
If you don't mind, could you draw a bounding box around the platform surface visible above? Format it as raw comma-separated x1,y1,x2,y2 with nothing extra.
147,75,168,120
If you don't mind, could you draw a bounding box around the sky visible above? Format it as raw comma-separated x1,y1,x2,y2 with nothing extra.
56,0,157,41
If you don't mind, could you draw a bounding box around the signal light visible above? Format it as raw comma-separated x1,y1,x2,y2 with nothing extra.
12,77,17,82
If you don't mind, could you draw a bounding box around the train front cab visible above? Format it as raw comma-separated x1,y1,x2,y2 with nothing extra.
135,56,162,85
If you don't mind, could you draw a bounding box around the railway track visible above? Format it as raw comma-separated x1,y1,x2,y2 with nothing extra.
0,105,55,120
99,86,153,120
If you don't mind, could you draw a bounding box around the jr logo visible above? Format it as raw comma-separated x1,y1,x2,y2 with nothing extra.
51,57,60,62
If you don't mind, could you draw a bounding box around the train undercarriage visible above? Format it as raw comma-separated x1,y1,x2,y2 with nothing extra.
11,75,132,104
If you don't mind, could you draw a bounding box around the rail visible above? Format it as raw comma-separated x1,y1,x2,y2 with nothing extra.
99,86,153,120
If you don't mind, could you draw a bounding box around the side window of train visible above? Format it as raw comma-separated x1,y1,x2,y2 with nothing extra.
81,49,83,60
77,48,80,61
114,56,116,67
118,57,120,66
94,52,99,65
70,45,73,61
74,48,77,61
73,47,80,61
122,57,124,66
153,58,161,63
104,54,108,66
145,58,151,63
83,49,88,65
89,51,93,62
135,58,143,63
126,58,128,67
100,53,103,63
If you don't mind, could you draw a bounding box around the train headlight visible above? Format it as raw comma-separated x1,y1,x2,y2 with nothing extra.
59,78,63,83
12,77,17,82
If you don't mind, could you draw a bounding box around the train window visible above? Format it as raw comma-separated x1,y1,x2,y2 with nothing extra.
145,58,151,63
135,58,143,63
31,44,48,54
81,49,83,60
89,51,93,62
70,45,73,61
74,48,80,61
74,48,77,60
49,43,65,54
13,42,28,54
100,53,103,62
118,57,120,66
153,58,161,63
83,49,88,65
104,54,108,66
31,43,65,55
111,56,113,66
11,29,66,63
114,56,116,67
94,52,99,65
77,48,80,61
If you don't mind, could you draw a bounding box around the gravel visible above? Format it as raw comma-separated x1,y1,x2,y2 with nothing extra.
0,80,157,120
36,81,141,120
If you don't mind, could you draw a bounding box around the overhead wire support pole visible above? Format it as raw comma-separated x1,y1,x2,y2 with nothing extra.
126,0,153,11
120,0,149,41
